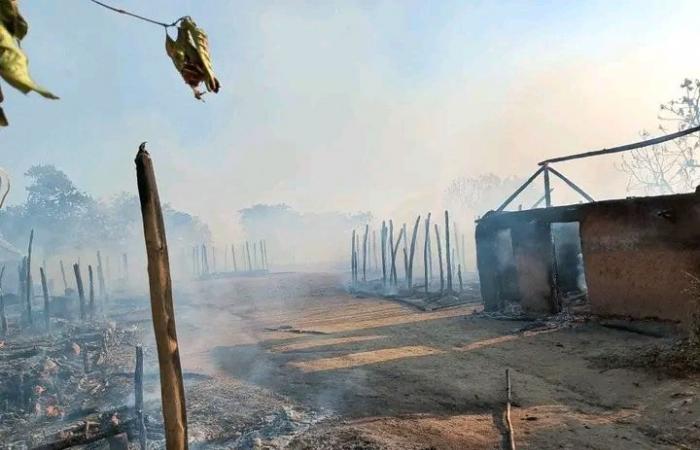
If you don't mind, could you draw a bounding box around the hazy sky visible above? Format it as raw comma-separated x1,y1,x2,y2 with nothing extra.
3,0,700,239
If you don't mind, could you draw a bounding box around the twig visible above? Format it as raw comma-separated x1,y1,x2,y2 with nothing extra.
88,0,182,29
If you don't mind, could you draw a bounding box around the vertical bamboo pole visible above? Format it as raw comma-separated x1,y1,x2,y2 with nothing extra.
25,229,34,325
445,211,453,292
135,345,147,450
60,260,69,295
1,265,7,336
88,265,95,318
362,224,368,283
74,264,86,320
407,215,421,291
40,267,50,331
434,224,444,294
135,146,188,450
423,213,431,294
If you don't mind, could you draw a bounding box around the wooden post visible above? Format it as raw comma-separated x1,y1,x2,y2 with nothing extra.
434,224,444,294
402,223,408,284
388,221,396,285
135,345,147,450
74,264,86,320
372,230,378,274
453,222,460,274
231,244,238,272
88,265,95,318
212,246,217,273
444,211,453,292
423,213,431,294
261,240,267,270
97,251,107,302
201,244,208,274
0,265,7,336
135,146,188,450
543,165,552,208
351,230,356,285
407,215,420,292
458,264,463,293
390,225,405,288
245,241,252,272
60,260,69,295
191,247,196,276
362,224,368,282
505,369,516,450
26,229,34,325
380,222,387,287
253,242,258,271
40,267,50,331
462,233,466,273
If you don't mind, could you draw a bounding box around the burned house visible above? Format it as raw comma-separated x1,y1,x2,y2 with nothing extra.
476,127,700,325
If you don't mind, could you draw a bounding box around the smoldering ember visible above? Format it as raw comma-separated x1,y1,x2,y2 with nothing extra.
1,2,700,450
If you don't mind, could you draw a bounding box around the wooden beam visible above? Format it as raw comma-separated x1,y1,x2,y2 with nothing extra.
543,166,552,207
496,167,545,212
538,124,700,165
135,145,188,450
547,166,594,203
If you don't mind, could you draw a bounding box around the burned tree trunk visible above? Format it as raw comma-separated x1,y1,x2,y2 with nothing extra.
231,244,238,272
245,241,252,272
60,260,69,295
362,224,368,283
40,267,50,331
201,244,209,275
407,215,421,292
458,264,463,293
26,229,34,325
402,223,408,285
423,213,431,294
74,264,86,321
445,211,453,292
434,224,444,293
381,222,387,287
372,230,378,274
1,265,7,336
135,146,188,450
351,230,356,285
88,265,95,318
391,225,405,288
212,246,217,272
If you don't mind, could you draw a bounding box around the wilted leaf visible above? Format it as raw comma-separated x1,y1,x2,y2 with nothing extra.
165,17,220,100
0,0,27,41
0,23,58,99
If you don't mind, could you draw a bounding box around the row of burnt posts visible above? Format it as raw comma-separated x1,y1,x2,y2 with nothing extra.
350,210,468,295
0,229,121,336
191,240,269,277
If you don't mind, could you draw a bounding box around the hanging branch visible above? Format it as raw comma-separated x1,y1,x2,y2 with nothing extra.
88,0,182,29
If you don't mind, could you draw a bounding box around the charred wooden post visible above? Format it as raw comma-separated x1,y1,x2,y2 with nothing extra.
40,267,50,331
201,244,209,274
212,246,217,272
88,265,95,318
434,224,444,294
135,146,188,449
543,164,552,207
380,222,387,286
253,242,258,271
191,247,197,276
231,244,238,272
407,215,420,291
444,211,453,292
388,221,396,285
60,260,69,295
402,223,408,284
351,230,356,285
462,233,466,272
453,222,460,274
26,229,34,325
0,265,7,336
135,344,147,450
362,224,368,282
97,251,107,302
245,241,252,272
261,240,267,270
74,264,86,320
390,225,405,288
423,213,431,294
458,264,463,293
372,230,378,274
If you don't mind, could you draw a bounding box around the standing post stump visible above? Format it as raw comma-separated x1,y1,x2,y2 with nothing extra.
135,145,188,450
25,229,34,325
444,211,453,293
40,268,50,331
74,264,86,321
60,260,69,295
423,213,431,294
434,224,444,294
0,265,7,336
135,344,147,450
88,265,95,319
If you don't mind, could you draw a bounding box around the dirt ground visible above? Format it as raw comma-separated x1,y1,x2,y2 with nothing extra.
162,272,699,449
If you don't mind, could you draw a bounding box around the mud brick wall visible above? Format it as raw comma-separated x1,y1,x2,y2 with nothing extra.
580,194,700,322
